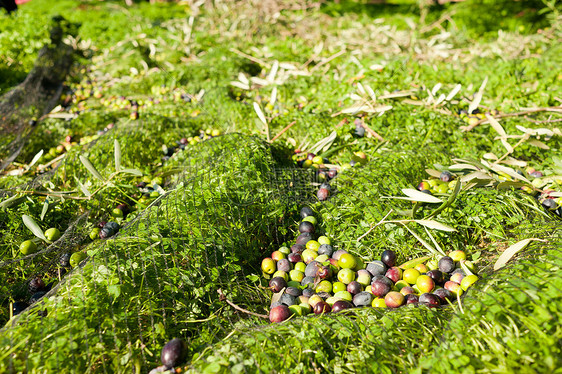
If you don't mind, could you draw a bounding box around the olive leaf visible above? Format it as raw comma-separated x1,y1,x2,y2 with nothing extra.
0,195,25,209
119,168,143,176
445,84,461,101
426,179,462,219
468,76,487,114
28,149,44,169
310,131,337,155
40,198,49,221
114,139,122,171
75,177,91,197
493,238,545,270
79,155,104,181
401,189,443,203
22,215,47,241
415,219,456,232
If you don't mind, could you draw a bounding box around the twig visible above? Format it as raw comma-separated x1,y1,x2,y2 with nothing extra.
362,122,384,141
309,50,346,72
217,289,268,319
461,106,562,132
523,115,562,124
357,209,394,242
229,48,270,68
270,121,296,143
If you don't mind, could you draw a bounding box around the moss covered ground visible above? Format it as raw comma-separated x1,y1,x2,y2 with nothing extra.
0,0,561,372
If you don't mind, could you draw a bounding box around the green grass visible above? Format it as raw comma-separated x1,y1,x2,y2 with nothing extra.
1,0,561,372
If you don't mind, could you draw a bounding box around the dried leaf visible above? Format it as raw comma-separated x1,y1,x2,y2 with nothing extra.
468,77,488,114
238,73,249,85
483,152,498,160
494,238,543,270
446,84,461,101
365,85,377,102
22,215,46,241
310,131,337,154
401,189,443,203
527,139,550,149
431,83,442,96
253,102,267,126
267,60,279,83
79,155,104,181
485,114,506,136
230,81,250,90
434,94,446,106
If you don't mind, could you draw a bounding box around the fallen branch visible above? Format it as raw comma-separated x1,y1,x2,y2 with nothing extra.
217,289,268,319
461,106,562,132
270,121,297,143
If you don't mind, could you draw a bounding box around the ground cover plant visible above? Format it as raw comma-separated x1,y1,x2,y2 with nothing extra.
0,0,561,372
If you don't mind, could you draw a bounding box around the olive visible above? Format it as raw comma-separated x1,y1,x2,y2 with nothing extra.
302,288,315,297
404,294,419,305
100,221,120,239
419,293,441,308
438,256,455,273
366,260,388,276
440,171,453,182
29,291,47,304
19,240,38,255
44,228,61,242
299,221,315,234
279,293,297,306
285,287,302,297
347,281,363,295
318,244,334,257
291,244,304,253
269,305,291,323
59,252,71,267
269,277,287,293
295,233,313,246
29,277,46,293
304,261,320,277
12,301,29,316
161,338,188,369
352,291,373,307
317,187,330,201
380,250,397,267
542,198,557,210
313,301,331,314
433,288,454,304
331,300,354,313
426,269,444,285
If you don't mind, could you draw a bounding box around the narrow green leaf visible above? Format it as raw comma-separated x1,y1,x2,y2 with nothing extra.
0,195,25,209
114,140,122,171
423,226,446,256
22,215,46,241
79,155,103,181
427,179,462,219
494,238,544,270
401,224,441,256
